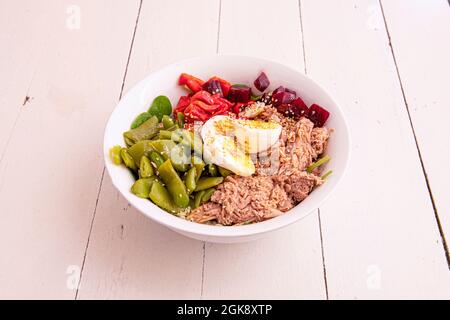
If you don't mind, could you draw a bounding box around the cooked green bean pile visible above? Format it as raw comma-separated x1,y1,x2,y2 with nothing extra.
109,96,227,216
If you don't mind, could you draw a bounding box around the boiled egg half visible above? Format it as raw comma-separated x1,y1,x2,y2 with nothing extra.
200,116,282,176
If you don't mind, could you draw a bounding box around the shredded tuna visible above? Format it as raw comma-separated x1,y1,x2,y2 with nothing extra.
311,127,332,156
188,104,331,225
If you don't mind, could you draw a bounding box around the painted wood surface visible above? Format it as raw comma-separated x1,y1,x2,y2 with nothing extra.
77,0,219,299
381,0,450,248
301,0,450,299
0,0,449,299
0,0,141,299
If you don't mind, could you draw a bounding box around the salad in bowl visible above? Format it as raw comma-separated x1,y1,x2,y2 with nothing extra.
104,55,349,242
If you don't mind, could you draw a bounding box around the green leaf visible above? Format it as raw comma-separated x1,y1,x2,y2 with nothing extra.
130,112,152,129
148,95,172,121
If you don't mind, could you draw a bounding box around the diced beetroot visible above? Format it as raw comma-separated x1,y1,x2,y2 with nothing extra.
308,104,330,127
272,86,285,95
285,87,297,96
228,85,252,103
272,86,296,96
290,97,309,119
202,79,223,96
253,72,270,92
272,91,296,107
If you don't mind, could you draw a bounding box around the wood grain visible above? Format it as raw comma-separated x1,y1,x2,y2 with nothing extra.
0,1,55,161
201,0,327,299
301,0,450,299
381,0,450,259
0,0,140,299
76,0,220,299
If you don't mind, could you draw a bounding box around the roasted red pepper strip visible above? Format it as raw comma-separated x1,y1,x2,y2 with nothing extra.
191,100,221,113
191,90,215,105
212,95,233,107
232,102,245,114
174,95,191,113
178,73,204,93
185,105,209,122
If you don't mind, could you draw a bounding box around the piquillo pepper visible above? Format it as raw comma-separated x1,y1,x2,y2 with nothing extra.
178,73,204,93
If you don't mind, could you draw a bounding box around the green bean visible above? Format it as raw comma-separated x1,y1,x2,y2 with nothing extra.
109,145,123,165
123,116,159,145
179,129,193,148
207,164,218,177
131,177,158,198
149,180,180,214
218,166,232,177
120,148,137,171
170,130,183,143
158,130,173,140
139,156,154,178
150,139,176,160
176,112,185,128
150,151,165,168
177,129,202,155
158,160,190,208
184,167,197,194
130,112,152,129
151,139,189,171
166,124,179,131
306,155,331,173
170,144,190,172
192,156,205,182
189,197,195,209
201,188,216,203
193,190,206,209
321,170,333,180
124,136,134,148
127,140,154,167
162,115,175,129
160,129,182,143
194,177,224,191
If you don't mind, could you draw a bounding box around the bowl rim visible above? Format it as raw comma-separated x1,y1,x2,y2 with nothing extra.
103,54,351,238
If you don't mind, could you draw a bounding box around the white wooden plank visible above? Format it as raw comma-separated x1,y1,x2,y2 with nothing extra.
77,0,220,299
0,1,55,159
381,0,450,252
301,0,450,299
202,0,327,299
0,0,140,299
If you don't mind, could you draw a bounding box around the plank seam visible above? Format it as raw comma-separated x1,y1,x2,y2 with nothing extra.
75,167,105,299
74,0,144,299
379,0,450,267
216,0,222,53
200,242,206,298
318,209,329,299
0,68,37,165
298,0,307,74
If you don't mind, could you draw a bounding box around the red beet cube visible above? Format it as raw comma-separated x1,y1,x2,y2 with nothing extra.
308,104,330,127
290,97,309,119
272,86,285,95
272,91,296,107
253,72,270,92
202,79,223,96
228,85,252,103
285,87,297,96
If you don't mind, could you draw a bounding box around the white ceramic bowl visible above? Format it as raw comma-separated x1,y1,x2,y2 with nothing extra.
104,55,350,243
